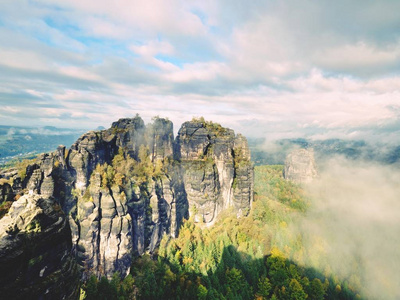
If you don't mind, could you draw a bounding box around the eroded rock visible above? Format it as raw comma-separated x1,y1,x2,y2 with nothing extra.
0,195,79,300
0,115,253,283
283,148,318,184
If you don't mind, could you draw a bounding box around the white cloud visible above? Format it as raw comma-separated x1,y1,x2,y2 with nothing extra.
58,66,103,82
315,42,400,74
36,0,208,38
80,17,134,40
130,40,175,57
0,49,50,71
166,61,228,82
0,0,399,145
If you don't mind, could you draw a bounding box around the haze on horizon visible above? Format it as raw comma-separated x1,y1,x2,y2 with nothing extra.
0,0,399,144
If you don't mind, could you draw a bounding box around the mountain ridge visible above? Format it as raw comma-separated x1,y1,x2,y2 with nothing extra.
0,115,253,297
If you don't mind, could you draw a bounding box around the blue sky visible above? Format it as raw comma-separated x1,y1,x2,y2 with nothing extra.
0,0,399,142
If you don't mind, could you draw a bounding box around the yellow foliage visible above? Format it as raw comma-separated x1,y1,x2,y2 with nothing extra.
183,256,193,265
279,221,287,228
114,172,125,187
0,178,10,185
16,158,36,181
270,246,285,258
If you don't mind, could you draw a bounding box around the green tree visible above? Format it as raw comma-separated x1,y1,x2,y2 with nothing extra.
288,279,307,300
308,278,325,300
97,276,118,300
105,165,115,186
225,267,252,298
257,276,272,299
267,255,289,288
198,284,208,300
120,274,135,299
85,275,98,300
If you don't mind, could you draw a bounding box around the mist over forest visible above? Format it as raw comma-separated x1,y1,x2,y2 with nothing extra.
246,137,400,299
249,137,400,166
298,158,400,299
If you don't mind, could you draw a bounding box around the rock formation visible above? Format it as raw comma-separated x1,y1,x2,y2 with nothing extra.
176,120,253,224
0,116,253,286
0,194,79,299
283,148,318,184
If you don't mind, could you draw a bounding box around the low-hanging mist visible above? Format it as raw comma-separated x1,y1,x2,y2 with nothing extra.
298,157,400,299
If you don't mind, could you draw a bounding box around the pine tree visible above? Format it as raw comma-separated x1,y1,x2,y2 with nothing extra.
288,279,307,300
257,276,272,299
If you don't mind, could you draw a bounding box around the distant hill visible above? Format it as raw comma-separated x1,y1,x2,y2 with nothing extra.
2,124,399,167
248,137,400,165
0,125,86,165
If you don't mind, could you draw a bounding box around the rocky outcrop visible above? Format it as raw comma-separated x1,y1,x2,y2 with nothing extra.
0,194,79,300
0,115,253,284
64,116,184,279
0,180,14,203
283,148,318,184
176,120,253,224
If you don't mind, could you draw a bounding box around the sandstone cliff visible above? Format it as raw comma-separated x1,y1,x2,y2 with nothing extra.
0,116,253,285
176,119,253,224
283,148,318,184
0,194,79,299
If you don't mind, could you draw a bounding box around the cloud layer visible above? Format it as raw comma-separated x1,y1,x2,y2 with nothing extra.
0,0,399,141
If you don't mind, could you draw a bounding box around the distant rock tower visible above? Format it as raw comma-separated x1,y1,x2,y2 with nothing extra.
283,148,317,184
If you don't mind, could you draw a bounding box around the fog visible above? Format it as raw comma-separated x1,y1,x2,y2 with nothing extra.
299,157,400,299
251,137,400,166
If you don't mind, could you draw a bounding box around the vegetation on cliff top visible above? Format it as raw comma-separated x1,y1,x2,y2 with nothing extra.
190,117,229,136
93,146,166,189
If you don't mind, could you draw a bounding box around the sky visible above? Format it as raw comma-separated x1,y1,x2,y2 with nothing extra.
0,0,399,141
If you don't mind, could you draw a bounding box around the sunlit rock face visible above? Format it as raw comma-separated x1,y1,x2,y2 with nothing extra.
0,116,253,283
283,148,318,184
62,116,180,279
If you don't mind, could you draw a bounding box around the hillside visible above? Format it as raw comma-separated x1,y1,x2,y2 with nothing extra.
81,165,364,299
1,118,397,299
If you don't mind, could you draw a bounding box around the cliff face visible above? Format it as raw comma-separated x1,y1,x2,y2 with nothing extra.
0,116,253,283
0,181,13,203
60,116,181,279
0,194,79,300
283,148,318,184
176,120,253,224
